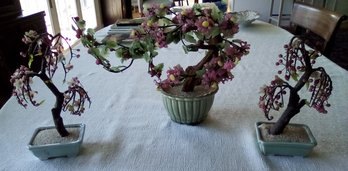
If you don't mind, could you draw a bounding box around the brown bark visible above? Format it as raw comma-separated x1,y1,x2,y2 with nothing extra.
270,40,312,135
270,90,306,135
181,35,222,92
39,73,69,137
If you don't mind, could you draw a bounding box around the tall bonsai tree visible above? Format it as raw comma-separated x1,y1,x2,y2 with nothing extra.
258,36,332,135
10,30,91,137
72,4,249,92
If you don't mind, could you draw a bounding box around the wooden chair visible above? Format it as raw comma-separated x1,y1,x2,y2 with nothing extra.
291,2,347,56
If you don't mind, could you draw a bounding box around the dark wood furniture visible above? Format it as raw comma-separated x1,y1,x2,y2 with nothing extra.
0,11,47,108
291,2,347,56
0,0,22,20
100,0,132,26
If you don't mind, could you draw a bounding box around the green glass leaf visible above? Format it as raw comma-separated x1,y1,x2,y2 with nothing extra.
143,52,151,62
196,69,205,77
211,6,222,21
166,32,174,43
130,41,146,57
195,32,204,40
106,40,117,48
150,51,158,58
305,99,310,106
171,31,181,44
102,47,110,56
38,100,45,105
28,54,34,68
155,63,164,71
81,38,92,47
87,28,95,35
77,20,86,29
291,72,299,81
184,34,196,43
110,66,122,72
91,47,101,57
211,27,220,38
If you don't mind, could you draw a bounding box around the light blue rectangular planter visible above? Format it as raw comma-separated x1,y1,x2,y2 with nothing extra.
255,122,317,157
28,123,85,160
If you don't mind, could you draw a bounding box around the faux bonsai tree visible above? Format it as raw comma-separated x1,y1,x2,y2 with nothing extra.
72,4,250,92
10,30,91,137
258,36,333,135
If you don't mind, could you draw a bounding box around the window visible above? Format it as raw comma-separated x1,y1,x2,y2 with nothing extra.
20,0,102,43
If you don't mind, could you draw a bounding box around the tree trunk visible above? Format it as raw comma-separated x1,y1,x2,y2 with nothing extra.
270,90,306,135
40,74,69,137
181,35,222,92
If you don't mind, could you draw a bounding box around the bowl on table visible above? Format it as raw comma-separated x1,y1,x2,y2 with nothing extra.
235,10,260,26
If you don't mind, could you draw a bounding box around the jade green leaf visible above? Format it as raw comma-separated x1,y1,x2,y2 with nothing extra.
38,100,45,105
195,32,204,40
143,52,151,62
184,34,196,44
110,66,122,72
90,47,101,57
28,54,34,68
211,27,221,38
101,46,110,56
130,41,146,57
211,6,222,21
196,69,205,77
150,51,158,58
105,40,117,48
291,72,299,81
87,28,95,35
155,63,164,71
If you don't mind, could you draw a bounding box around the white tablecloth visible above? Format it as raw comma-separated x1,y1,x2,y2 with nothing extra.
1,21,348,171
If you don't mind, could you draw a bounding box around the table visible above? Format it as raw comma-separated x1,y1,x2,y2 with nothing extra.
1,21,347,170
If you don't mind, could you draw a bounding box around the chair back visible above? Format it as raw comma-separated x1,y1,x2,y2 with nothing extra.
291,2,347,56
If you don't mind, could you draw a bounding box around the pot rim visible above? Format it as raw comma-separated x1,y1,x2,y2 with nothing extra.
27,123,85,148
160,85,219,99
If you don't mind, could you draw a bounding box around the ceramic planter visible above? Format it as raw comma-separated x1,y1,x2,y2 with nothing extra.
255,122,317,157
28,123,85,160
161,86,218,125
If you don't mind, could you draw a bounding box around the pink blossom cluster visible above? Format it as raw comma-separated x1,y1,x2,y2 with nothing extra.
258,36,332,119
11,30,90,115
10,66,37,107
202,57,235,88
258,76,287,119
63,77,90,115
158,65,185,89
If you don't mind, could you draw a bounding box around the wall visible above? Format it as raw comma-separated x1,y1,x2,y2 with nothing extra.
335,0,348,16
231,0,347,23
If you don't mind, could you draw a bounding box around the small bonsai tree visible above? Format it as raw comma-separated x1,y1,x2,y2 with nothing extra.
258,36,333,135
72,4,249,92
10,30,91,137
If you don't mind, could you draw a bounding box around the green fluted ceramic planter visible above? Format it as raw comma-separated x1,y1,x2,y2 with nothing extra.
161,85,218,124
255,122,317,157
28,123,85,160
